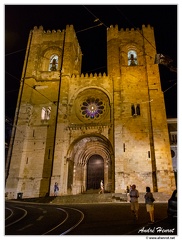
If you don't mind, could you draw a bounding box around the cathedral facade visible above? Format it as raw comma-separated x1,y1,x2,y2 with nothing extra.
5,24,175,199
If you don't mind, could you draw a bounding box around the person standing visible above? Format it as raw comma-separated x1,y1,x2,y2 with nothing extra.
54,182,59,196
130,184,139,220
98,180,104,194
126,186,130,202
144,186,155,224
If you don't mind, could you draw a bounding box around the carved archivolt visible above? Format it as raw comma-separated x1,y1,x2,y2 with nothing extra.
67,135,113,166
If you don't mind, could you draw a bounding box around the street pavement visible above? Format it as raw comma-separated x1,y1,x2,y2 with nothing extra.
67,202,177,235
5,201,177,236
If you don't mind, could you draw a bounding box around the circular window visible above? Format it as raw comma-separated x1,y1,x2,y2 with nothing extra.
74,88,109,123
81,98,105,119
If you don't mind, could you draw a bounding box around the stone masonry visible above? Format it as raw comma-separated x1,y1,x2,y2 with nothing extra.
5,24,176,199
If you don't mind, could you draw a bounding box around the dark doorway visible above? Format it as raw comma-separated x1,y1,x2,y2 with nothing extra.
87,155,104,190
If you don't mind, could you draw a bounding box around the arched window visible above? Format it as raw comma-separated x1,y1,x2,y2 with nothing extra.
41,107,51,120
128,50,138,66
49,55,58,71
131,104,140,116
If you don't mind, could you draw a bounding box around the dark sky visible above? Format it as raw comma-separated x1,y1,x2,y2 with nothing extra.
5,4,177,120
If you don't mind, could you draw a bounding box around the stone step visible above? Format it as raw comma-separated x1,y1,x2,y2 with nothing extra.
52,193,113,204
10,191,171,204
51,192,170,204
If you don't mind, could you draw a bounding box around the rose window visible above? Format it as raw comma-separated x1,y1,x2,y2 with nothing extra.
81,98,105,119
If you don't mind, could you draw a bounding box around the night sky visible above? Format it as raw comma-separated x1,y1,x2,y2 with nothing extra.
5,4,177,120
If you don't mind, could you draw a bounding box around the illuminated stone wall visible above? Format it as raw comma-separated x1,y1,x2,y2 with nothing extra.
5,24,175,199
107,24,175,193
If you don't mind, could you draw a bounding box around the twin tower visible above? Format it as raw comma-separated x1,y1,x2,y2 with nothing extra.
5,24,175,199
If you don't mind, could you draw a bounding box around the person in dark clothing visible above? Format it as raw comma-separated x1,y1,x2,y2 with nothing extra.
144,186,155,223
54,182,59,196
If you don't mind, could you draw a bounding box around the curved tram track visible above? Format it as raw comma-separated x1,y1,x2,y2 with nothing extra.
5,201,84,235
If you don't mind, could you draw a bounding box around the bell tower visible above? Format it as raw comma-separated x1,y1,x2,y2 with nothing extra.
107,24,175,192
5,25,82,198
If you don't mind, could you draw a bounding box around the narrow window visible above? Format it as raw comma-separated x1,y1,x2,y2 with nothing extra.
131,104,135,116
136,104,140,115
148,151,150,158
49,55,58,71
123,143,125,152
128,50,138,66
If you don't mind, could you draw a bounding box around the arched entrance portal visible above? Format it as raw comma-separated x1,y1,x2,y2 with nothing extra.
87,155,104,190
66,135,114,195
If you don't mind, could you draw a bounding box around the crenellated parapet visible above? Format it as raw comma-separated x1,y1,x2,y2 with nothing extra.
32,25,65,43
31,25,81,45
33,25,64,34
71,72,107,79
33,24,78,34
32,24,78,34
107,24,154,41
120,24,153,32
107,24,119,41
142,24,154,30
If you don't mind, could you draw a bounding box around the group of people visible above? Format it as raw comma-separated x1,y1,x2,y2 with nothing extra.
54,180,154,224
127,184,155,224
